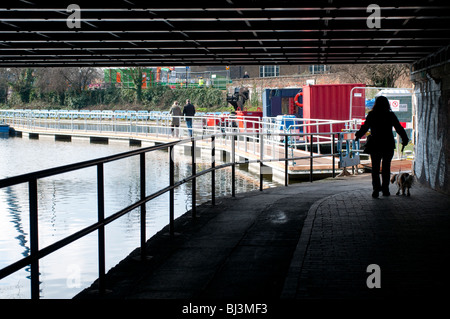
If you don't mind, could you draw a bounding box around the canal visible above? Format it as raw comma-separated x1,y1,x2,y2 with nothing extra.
0,135,280,299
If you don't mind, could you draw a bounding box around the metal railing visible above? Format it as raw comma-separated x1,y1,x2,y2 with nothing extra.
0,129,341,299
0,109,358,135
0,108,357,161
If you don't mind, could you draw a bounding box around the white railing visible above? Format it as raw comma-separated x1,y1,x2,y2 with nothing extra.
0,109,359,161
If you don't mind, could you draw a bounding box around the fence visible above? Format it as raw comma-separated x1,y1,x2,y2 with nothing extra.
0,108,358,159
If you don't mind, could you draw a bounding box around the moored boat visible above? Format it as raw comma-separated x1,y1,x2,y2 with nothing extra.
0,123,9,133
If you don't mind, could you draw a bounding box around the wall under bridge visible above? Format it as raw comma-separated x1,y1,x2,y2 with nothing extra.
411,63,450,194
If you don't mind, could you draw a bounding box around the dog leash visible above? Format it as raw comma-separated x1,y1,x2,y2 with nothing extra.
399,142,408,174
394,143,406,175
401,144,406,154
400,144,405,173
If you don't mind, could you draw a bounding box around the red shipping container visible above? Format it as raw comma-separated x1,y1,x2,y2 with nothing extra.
302,84,366,135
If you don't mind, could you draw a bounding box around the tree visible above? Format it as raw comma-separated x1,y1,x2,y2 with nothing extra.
124,67,144,102
364,64,409,87
0,69,10,104
34,68,68,104
331,64,409,87
9,68,35,103
34,68,67,93
60,67,101,93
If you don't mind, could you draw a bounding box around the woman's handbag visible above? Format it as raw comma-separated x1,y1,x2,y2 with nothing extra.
363,134,373,154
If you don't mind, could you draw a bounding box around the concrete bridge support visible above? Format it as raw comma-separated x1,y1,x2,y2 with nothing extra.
411,62,450,194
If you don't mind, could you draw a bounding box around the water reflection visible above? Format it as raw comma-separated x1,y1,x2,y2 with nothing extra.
2,186,29,258
0,136,280,299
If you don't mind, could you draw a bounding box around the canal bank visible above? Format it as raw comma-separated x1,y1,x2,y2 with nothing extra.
74,173,450,300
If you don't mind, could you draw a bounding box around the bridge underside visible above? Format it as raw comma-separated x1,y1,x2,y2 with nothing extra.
1,1,450,67
0,0,449,193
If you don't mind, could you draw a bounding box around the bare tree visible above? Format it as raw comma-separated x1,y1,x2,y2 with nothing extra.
59,67,101,93
33,68,69,105
331,64,409,87
34,68,67,94
364,64,409,87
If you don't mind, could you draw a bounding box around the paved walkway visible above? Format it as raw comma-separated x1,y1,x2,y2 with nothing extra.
75,173,449,300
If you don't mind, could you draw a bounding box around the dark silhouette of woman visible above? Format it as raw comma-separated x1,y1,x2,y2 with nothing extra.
355,96,409,198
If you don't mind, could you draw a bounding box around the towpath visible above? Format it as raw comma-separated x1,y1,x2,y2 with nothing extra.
75,173,449,301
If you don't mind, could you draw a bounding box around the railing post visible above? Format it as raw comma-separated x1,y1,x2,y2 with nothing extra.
29,178,40,299
191,139,196,218
140,153,147,258
284,135,289,187
259,133,264,191
244,134,248,153
231,133,236,197
310,135,314,182
169,146,175,236
97,163,106,294
332,133,336,178
211,136,216,206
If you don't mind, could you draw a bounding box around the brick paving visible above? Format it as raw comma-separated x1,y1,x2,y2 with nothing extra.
283,180,450,299
75,173,450,301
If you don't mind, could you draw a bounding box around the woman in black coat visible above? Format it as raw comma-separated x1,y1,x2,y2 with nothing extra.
355,96,409,198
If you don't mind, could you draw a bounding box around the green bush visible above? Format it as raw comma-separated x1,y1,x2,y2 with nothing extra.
142,85,173,108
5,84,228,111
102,87,121,105
170,87,227,109
66,92,90,110
119,88,136,104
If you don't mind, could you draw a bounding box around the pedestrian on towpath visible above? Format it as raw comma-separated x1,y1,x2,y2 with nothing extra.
169,101,182,137
183,99,196,137
355,95,409,198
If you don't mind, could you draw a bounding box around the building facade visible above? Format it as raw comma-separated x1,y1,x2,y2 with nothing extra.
191,65,329,80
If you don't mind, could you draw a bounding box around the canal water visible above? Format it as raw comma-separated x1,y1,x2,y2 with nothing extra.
0,135,280,299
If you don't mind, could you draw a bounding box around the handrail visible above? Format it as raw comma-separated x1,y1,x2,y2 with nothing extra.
0,109,356,131
1,108,357,160
0,121,342,299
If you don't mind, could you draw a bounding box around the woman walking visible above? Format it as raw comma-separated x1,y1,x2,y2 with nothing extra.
355,96,409,198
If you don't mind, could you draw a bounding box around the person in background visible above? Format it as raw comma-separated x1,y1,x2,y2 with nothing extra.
355,95,409,198
183,99,196,137
169,101,182,137
243,71,250,78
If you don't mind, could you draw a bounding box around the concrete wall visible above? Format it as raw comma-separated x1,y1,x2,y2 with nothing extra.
411,64,450,194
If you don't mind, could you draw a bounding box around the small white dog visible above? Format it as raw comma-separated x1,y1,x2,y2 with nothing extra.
390,172,414,196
